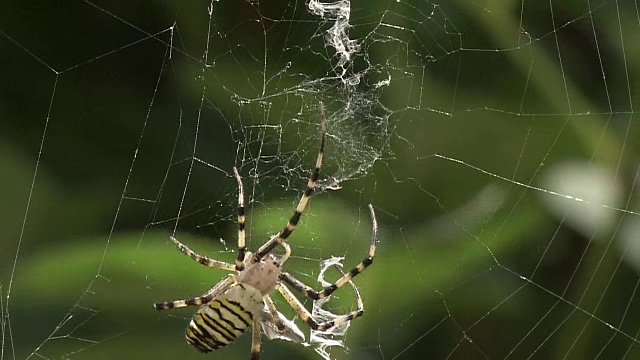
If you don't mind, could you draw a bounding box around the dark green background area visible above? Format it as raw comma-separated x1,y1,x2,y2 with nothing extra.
2,1,640,359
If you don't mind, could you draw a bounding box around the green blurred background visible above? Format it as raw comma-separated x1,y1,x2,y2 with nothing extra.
2,0,640,359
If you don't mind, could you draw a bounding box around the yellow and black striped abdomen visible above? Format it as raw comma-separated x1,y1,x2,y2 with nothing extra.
186,284,263,353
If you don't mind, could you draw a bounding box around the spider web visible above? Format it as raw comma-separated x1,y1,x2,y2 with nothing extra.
2,0,640,359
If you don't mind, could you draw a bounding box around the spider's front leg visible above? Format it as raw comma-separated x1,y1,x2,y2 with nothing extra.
255,104,328,260
281,204,377,300
276,276,364,332
277,204,378,331
233,167,248,271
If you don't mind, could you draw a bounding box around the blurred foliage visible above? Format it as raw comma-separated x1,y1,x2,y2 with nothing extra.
2,0,640,359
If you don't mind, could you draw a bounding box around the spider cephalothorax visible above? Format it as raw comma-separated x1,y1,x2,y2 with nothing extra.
236,253,281,296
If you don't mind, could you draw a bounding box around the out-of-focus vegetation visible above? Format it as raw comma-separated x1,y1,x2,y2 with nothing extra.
2,1,640,359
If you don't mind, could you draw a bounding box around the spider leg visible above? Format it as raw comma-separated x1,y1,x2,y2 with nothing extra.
280,238,292,264
233,167,248,271
168,236,235,271
259,294,305,343
280,204,377,301
263,295,286,331
153,275,235,310
250,315,261,360
255,103,327,260
276,279,363,332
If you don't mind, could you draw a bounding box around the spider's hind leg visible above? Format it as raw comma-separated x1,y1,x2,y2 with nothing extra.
168,236,236,271
250,315,262,360
153,275,235,310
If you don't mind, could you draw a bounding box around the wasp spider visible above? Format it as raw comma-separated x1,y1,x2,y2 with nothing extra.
154,104,378,359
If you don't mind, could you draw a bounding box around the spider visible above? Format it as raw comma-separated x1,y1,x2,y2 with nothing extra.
154,104,378,359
